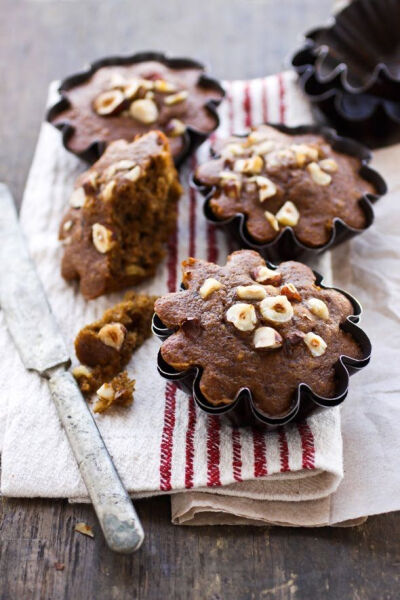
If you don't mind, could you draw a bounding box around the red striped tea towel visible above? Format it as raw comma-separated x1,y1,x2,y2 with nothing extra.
0,71,344,519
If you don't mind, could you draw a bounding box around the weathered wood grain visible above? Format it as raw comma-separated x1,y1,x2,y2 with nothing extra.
0,0,399,598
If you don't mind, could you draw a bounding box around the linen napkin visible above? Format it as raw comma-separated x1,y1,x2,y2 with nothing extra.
172,142,400,526
0,71,345,516
1,70,398,528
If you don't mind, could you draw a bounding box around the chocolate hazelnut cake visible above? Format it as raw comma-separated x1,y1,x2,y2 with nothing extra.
59,130,182,299
195,124,378,247
73,291,157,397
48,56,224,163
154,250,363,417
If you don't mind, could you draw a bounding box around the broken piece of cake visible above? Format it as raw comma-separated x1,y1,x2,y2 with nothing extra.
59,130,182,299
94,372,135,413
72,291,157,410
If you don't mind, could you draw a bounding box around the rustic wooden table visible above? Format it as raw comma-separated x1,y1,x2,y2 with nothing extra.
0,1,399,598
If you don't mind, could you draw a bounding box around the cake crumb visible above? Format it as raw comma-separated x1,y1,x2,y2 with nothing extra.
94,371,135,414
75,522,94,538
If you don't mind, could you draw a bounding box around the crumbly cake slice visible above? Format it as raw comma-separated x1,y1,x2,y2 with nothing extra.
60,130,182,299
73,291,157,399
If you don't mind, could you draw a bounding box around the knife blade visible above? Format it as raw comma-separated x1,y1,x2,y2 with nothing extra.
0,184,144,553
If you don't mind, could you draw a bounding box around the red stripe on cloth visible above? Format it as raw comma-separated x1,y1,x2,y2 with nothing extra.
253,427,268,478
189,157,197,258
166,224,178,294
207,415,222,487
243,81,252,128
297,422,316,470
262,78,269,123
231,428,243,482
278,73,286,123
160,382,177,491
226,83,235,135
278,427,290,473
206,224,218,263
159,207,179,491
184,397,197,488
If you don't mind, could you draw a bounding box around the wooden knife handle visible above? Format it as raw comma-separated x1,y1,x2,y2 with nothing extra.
48,367,144,553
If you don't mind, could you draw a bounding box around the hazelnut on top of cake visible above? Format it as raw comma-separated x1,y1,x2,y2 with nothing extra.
59,130,182,299
195,124,376,247
154,250,363,417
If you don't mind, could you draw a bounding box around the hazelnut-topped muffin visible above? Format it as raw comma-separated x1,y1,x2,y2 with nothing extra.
60,130,182,299
154,250,363,417
195,124,377,247
48,56,224,163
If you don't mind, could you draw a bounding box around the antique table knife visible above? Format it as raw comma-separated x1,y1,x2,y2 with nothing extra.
0,184,144,553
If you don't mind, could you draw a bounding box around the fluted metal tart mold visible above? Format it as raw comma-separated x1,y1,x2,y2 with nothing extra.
291,0,400,146
194,123,386,263
46,51,225,167
152,267,371,429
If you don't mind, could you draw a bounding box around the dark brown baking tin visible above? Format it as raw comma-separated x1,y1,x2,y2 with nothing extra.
152,268,371,429
291,0,400,147
46,51,225,167
194,123,386,263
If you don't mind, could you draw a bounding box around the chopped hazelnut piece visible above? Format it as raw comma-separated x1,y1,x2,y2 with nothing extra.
199,277,223,299
259,295,294,323
164,90,189,105
124,165,142,182
226,303,257,331
265,148,295,169
69,187,87,208
319,158,338,173
72,365,92,379
236,284,267,301
112,159,137,171
290,143,319,167
281,283,302,302
253,140,275,155
96,382,115,403
307,161,332,186
129,98,159,124
246,130,269,146
124,80,140,100
154,79,177,93
137,78,154,91
253,326,283,350
93,89,125,116
101,180,116,202
252,265,282,286
253,176,277,202
275,201,300,227
94,372,135,413
219,171,240,181
92,223,114,254
223,143,246,157
63,220,73,232
264,210,280,231
234,155,263,174
165,118,186,137
84,171,99,192
75,522,94,538
303,332,327,357
306,297,330,320
98,322,127,351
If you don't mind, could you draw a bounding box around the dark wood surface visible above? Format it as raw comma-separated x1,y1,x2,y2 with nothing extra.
0,1,399,599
